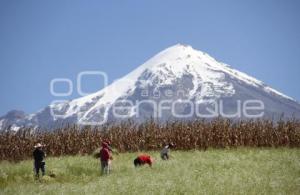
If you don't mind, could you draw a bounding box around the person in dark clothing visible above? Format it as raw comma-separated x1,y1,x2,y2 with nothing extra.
33,143,46,178
160,143,175,160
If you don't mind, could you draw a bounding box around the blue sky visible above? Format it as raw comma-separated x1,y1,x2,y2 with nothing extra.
0,0,300,116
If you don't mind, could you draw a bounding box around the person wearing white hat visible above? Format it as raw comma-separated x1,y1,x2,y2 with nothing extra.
33,143,46,178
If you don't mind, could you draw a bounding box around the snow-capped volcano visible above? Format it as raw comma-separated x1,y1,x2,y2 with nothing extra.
1,44,300,130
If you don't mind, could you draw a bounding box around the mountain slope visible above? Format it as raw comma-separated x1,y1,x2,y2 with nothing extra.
1,44,300,130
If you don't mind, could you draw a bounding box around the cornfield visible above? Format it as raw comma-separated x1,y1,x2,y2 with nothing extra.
1,118,300,161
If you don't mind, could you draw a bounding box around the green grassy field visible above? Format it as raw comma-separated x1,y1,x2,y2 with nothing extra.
0,148,299,195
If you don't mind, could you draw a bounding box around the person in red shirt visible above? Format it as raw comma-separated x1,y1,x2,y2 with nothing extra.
133,154,153,167
103,139,113,152
100,142,112,174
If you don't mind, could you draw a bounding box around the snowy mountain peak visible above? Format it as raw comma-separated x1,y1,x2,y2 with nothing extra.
1,44,300,130
144,43,209,65
142,44,231,77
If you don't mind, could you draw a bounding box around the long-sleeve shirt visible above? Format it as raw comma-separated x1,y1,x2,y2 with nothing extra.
160,146,170,156
100,147,110,161
137,155,152,166
33,148,45,162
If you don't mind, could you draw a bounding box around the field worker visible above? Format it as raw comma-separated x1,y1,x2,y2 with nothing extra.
100,142,112,175
33,143,46,178
160,143,175,160
133,154,153,167
103,140,114,170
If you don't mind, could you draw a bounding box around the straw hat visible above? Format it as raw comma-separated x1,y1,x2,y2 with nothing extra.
34,143,43,148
